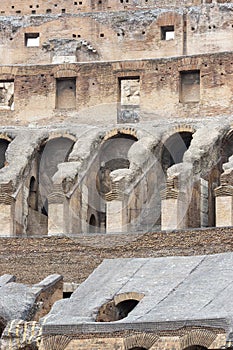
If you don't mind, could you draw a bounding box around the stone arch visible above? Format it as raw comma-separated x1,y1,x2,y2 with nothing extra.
42,335,71,350
26,136,75,235
161,130,194,172
28,176,38,210
54,68,78,79
220,128,233,165
38,136,75,214
86,130,138,233
124,333,159,350
160,124,196,145
180,330,217,350
206,128,233,227
97,132,137,196
48,132,76,143
114,292,144,305
96,292,144,322
103,127,138,142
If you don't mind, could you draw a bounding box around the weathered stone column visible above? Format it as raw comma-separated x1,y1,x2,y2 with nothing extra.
105,182,127,233
161,177,187,230
0,183,15,236
48,187,66,236
215,185,233,227
106,200,125,233
161,190,186,230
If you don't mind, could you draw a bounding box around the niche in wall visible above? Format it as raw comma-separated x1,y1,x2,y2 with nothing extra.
56,78,76,109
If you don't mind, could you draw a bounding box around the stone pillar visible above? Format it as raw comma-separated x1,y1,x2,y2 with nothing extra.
161,189,186,231
200,178,209,227
215,185,233,227
106,200,126,233
0,183,15,236
0,203,13,236
81,184,88,233
48,191,66,236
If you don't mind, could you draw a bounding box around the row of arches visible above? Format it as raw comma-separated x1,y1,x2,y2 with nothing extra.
0,125,233,235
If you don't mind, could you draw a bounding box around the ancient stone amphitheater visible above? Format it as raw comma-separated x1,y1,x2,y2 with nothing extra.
0,0,233,349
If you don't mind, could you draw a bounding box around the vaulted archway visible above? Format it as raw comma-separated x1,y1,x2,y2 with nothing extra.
87,131,138,233
161,131,193,172
26,136,75,235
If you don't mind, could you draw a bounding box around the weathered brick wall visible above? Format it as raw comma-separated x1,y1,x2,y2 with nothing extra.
1,226,233,285
0,0,231,16
0,51,232,125
0,0,202,16
0,6,233,65
40,330,226,350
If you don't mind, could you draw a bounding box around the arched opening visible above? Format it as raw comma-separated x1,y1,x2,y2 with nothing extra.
28,176,38,210
161,131,193,172
116,299,139,320
89,214,97,233
39,137,75,216
206,131,233,228
87,132,137,233
96,292,143,322
0,138,10,169
221,131,233,163
97,133,137,197
183,347,207,350
27,136,75,235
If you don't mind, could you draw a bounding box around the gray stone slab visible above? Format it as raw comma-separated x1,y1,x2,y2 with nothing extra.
43,252,233,333
0,283,37,322
0,274,16,288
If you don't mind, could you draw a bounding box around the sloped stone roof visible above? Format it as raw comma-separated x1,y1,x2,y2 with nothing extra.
43,252,233,336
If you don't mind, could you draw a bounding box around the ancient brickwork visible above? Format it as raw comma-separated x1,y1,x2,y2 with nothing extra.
0,0,214,16
0,0,233,347
0,227,233,285
0,52,231,125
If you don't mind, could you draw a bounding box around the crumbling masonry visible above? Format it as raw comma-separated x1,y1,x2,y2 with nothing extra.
1,0,233,349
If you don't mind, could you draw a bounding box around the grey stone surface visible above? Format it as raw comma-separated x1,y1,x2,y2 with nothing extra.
32,274,62,291
0,274,16,287
0,283,37,322
0,274,62,323
42,252,233,336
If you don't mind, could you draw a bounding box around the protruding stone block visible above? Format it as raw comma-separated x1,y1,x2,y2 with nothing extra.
48,203,64,236
216,196,233,227
0,203,12,236
107,200,126,233
161,197,186,230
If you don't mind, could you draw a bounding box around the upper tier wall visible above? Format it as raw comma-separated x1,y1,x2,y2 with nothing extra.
0,0,221,16
0,5,233,65
0,51,232,125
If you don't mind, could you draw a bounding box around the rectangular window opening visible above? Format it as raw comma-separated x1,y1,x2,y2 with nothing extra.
56,78,76,109
179,70,200,103
161,25,175,40
118,77,140,123
119,77,140,106
25,33,40,47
